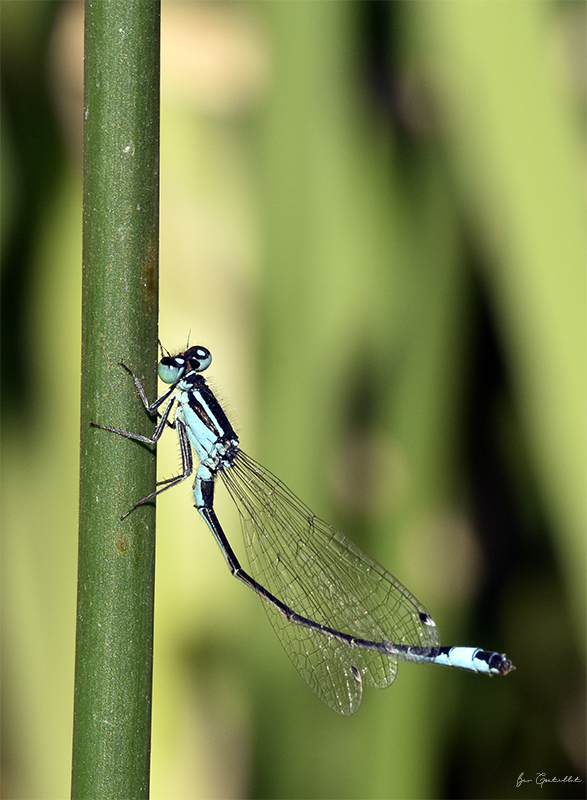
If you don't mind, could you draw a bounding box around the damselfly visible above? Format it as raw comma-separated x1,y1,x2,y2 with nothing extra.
92,343,514,714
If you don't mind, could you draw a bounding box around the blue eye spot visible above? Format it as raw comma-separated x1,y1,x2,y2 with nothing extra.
158,357,184,384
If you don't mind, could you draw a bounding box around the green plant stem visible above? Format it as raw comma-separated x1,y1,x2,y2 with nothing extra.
72,2,160,798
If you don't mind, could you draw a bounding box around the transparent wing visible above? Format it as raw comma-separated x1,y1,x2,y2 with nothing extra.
220,450,440,715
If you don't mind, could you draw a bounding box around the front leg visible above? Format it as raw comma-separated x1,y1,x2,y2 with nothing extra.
120,361,175,415
90,362,177,445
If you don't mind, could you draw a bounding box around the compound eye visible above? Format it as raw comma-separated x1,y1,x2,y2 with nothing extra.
186,346,212,373
158,356,184,384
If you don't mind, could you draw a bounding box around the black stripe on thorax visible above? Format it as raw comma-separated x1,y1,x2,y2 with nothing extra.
185,373,238,441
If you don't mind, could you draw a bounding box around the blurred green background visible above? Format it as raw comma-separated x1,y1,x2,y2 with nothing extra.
1,1,585,798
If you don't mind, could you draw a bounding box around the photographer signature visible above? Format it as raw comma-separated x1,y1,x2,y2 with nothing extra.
517,773,583,789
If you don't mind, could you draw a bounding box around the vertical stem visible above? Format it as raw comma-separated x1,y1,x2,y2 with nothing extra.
72,2,160,798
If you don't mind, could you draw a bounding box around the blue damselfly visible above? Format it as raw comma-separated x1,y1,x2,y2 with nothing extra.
91,343,514,714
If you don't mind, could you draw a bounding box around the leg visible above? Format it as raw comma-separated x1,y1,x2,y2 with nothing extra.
91,392,177,446
118,420,194,519
90,361,178,445
119,361,176,415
